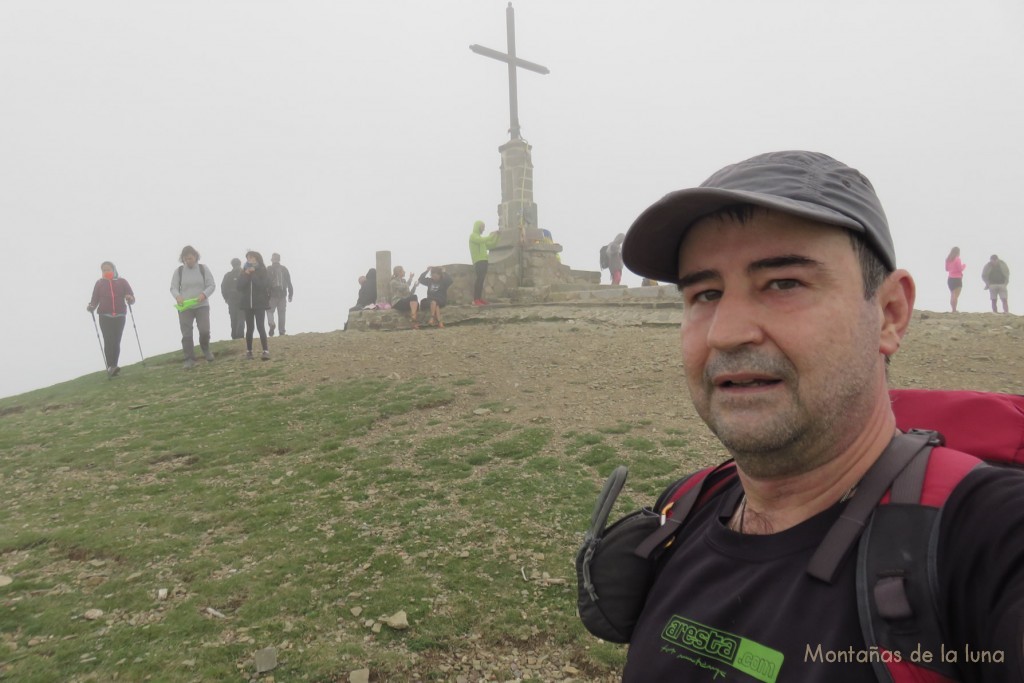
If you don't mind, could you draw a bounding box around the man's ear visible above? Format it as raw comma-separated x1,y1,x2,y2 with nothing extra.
877,269,915,356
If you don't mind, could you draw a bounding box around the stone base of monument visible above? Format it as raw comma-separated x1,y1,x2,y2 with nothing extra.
388,245,601,309
344,283,683,332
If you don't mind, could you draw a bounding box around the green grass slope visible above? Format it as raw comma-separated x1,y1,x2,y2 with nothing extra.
0,336,708,682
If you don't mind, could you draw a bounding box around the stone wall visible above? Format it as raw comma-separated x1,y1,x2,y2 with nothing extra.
346,283,682,331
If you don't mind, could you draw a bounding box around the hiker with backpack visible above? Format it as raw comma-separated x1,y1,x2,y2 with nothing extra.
266,252,293,336
576,151,1024,681
169,245,216,370
982,254,1010,313
237,250,271,360
86,261,136,378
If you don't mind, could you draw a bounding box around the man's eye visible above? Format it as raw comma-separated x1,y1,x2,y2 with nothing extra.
692,289,722,303
767,279,801,291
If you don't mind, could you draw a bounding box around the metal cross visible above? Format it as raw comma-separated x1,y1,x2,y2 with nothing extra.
470,3,549,141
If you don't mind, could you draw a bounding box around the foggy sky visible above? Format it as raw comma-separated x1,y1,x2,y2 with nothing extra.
2,0,1022,399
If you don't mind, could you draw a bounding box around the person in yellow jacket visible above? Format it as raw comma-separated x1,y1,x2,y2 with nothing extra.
468,220,499,305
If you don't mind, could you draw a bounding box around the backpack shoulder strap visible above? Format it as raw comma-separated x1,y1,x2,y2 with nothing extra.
635,460,738,560
806,431,938,584
857,444,984,683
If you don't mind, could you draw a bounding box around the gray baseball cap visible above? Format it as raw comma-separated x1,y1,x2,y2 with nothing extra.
621,150,895,282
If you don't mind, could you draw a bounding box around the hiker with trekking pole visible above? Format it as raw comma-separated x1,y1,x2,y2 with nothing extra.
86,261,136,378
576,151,1024,682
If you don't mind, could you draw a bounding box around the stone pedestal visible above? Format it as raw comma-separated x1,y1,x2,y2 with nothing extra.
375,251,391,305
495,138,543,246
486,137,573,295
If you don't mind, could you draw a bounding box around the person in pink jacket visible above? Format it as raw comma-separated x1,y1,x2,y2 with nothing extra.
945,246,966,312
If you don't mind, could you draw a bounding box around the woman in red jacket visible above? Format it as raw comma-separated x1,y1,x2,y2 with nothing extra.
86,261,136,377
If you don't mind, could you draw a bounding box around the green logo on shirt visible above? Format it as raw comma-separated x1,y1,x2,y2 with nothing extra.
662,616,784,683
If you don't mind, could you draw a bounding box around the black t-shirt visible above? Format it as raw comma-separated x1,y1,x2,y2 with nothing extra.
622,466,1024,682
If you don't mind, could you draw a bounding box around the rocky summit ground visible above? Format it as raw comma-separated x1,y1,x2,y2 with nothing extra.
267,309,1022,681
294,309,1024,435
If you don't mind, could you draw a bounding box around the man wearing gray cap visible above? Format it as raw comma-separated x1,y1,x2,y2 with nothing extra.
613,151,1024,681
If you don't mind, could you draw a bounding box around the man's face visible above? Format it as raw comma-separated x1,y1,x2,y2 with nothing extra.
183,253,197,268
676,209,886,477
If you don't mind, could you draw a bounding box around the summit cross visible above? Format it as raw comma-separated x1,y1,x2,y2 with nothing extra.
469,2,549,141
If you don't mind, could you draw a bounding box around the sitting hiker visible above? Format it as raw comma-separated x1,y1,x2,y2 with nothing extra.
351,267,377,311
418,266,453,328
390,265,419,329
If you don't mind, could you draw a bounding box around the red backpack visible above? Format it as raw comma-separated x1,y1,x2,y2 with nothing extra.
576,389,1024,682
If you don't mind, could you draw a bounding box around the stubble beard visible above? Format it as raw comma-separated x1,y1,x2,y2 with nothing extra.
691,345,878,479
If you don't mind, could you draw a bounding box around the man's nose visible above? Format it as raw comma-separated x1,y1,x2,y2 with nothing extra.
704,292,765,350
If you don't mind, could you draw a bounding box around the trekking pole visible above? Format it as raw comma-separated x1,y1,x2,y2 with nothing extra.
127,302,146,365
89,310,107,371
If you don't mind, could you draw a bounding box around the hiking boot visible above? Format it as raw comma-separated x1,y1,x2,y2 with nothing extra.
269,323,276,336
261,350,270,361
183,358,196,370
204,349,215,362
472,299,484,306
106,367,116,378
246,350,254,360
111,366,120,376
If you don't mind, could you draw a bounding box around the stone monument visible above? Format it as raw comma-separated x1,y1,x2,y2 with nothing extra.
470,3,587,297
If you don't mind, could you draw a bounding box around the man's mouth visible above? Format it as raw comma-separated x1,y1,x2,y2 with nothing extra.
715,376,781,389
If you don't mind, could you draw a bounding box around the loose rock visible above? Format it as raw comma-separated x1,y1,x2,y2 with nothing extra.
254,647,278,673
382,610,409,630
